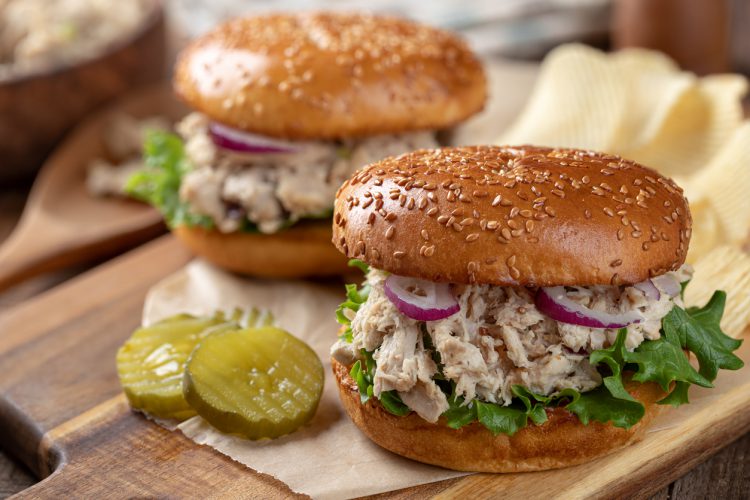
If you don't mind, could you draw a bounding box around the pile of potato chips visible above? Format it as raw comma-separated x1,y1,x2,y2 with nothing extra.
498,44,750,338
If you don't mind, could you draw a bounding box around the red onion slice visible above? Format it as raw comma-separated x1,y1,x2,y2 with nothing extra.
634,279,660,301
651,274,681,297
384,275,460,321
535,286,643,329
209,122,300,154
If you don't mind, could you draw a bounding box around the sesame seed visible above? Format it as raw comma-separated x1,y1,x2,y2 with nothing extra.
491,195,502,207
466,233,479,243
424,245,435,257
426,207,438,216
385,227,395,239
421,230,430,240
437,215,449,225
501,228,512,240
642,242,650,251
367,213,376,225
604,207,614,217
393,251,406,258
509,267,521,280
610,259,622,267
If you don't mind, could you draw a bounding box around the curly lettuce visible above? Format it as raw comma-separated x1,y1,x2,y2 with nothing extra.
336,262,743,436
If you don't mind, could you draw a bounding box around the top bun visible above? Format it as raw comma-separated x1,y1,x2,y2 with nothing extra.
332,145,692,286
173,12,487,139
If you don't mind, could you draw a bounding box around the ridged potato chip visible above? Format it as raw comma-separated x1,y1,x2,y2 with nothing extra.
687,122,750,246
627,75,747,177
499,44,629,151
498,44,747,178
686,245,750,339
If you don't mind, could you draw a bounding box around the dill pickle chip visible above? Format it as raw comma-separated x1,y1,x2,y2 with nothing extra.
183,326,324,439
116,314,240,420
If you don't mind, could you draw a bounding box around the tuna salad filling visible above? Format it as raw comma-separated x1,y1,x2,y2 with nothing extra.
175,113,439,234
332,260,743,436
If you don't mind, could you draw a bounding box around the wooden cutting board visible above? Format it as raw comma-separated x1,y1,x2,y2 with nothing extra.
1,235,748,499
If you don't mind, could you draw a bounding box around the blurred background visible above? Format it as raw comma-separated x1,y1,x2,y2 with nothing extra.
0,0,749,497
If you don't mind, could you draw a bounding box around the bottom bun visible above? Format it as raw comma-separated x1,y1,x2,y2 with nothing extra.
332,358,667,472
173,222,348,278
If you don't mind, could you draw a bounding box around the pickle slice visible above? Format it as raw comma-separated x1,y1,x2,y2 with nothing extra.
116,314,240,420
184,326,324,439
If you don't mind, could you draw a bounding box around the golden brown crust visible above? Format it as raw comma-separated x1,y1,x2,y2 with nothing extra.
332,358,667,472
173,12,486,139
173,222,348,278
333,145,692,286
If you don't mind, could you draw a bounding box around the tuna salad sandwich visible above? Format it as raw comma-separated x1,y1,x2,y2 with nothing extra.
127,12,486,278
330,145,743,472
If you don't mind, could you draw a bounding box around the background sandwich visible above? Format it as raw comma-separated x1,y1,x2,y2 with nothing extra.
128,12,487,278
330,145,743,472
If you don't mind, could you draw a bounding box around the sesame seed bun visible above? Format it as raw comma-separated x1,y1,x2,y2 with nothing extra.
332,358,667,472
173,222,348,278
173,12,486,139
333,145,692,286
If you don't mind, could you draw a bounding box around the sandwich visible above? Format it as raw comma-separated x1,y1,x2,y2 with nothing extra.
330,145,743,471
127,12,486,278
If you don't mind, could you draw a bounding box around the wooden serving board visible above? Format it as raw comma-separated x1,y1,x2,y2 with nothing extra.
0,235,749,499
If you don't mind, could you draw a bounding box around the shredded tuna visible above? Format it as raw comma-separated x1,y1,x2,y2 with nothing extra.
331,265,692,418
177,112,438,233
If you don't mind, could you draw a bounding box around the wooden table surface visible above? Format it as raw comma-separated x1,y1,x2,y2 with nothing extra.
1,186,748,499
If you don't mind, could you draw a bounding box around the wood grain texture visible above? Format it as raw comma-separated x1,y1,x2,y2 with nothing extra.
0,234,748,499
0,81,193,293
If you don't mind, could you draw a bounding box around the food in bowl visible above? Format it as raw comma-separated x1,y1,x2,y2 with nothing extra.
329,145,743,472
0,0,150,79
127,12,487,278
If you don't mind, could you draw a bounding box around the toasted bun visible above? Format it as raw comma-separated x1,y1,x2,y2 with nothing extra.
173,12,486,139
173,222,348,278
333,145,691,286
332,358,666,472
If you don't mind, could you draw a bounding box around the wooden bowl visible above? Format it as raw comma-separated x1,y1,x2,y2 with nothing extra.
0,0,166,183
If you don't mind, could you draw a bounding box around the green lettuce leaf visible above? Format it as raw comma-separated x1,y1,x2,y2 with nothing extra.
335,260,371,342
476,401,528,436
126,131,214,229
667,291,743,381
564,386,645,429
443,394,477,429
590,328,640,403
379,391,410,416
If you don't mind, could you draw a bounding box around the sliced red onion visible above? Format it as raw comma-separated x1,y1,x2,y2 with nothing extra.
634,279,660,301
384,275,459,321
651,274,681,297
208,122,300,154
535,286,643,329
